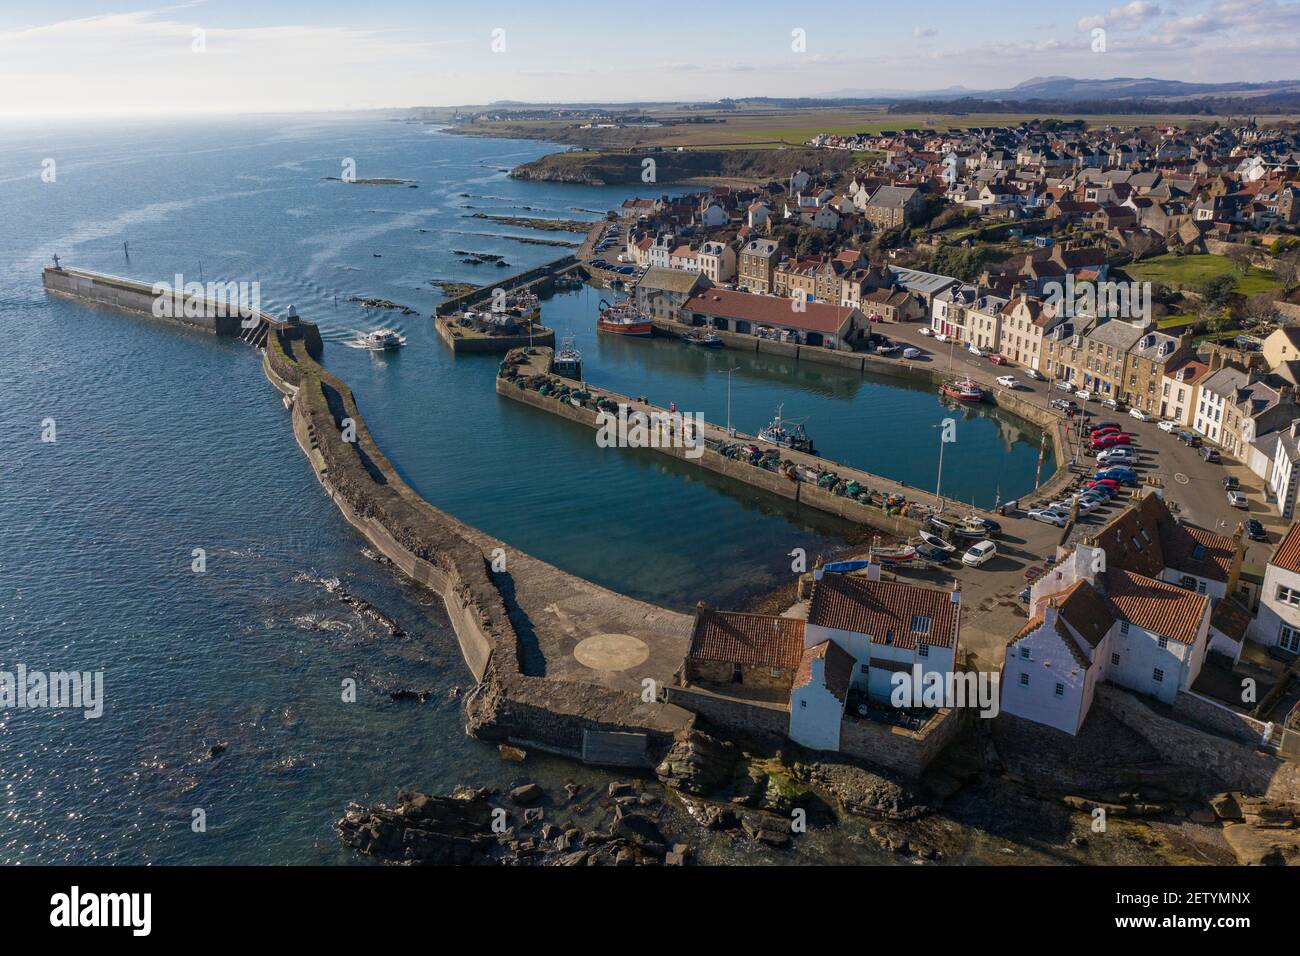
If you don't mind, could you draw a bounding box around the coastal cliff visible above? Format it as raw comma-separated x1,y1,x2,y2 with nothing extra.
510,147,860,186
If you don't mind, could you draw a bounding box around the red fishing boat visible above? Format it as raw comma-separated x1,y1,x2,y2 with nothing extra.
940,378,983,402
597,298,653,337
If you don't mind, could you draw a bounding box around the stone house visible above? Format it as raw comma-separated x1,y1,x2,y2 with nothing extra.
860,185,923,231
1125,329,1193,414
1160,357,1210,427
1080,318,1145,401
737,238,783,294
632,268,712,324
696,241,736,284
997,294,1056,370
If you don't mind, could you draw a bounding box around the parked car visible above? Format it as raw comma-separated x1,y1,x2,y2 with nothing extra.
1050,398,1077,413
916,545,951,563
961,540,998,567
1023,368,1045,381
919,327,933,336
1054,381,1075,393
1158,420,1177,433
1129,407,1151,422
968,344,986,357
1177,431,1202,447
1227,490,1248,508
902,347,922,359
934,332,948,342
1095,467,1138,485
1223,476,1240,491
876,344,900,355
1097,452,1137,468
996,375,1019,389
978,518,1003,537
1102,398,1129,411
1245,518,1268,541
1092,421,1121,432
1090,425,1121,436
1090,434,1132,450
1028,508,1069,527
1200,447,1221,463
1019,586,1032,602
1087,478,1120,491
988,354,1008,365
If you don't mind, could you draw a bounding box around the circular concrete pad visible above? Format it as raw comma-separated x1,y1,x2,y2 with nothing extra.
573,633,650,671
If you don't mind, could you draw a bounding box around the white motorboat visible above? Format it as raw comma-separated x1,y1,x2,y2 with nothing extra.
358,328,406,350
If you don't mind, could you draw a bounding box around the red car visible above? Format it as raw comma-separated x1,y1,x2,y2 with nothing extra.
1087,478,1120,490
1090,436,1131,450
988,354,1008,365
1090,425,1120,436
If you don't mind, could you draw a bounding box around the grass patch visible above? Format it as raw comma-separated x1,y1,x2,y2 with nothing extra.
1157,313,1200,330
1123,254,1280,295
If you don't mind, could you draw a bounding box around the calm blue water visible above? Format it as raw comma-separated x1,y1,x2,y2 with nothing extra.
0,117,1049,863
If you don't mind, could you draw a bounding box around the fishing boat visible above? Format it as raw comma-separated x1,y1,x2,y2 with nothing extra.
870,544,917,564
757,404,815,454
952,515,995,540
917,529,956,553
357,328,406,350
940,378,983,402
552,337,583,379
684,329,722,348
596,298,653,337
821,559,874,574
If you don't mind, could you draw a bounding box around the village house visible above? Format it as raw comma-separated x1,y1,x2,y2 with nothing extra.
860,185,924,231
1160,357,1210,427
1041,314,1099,388
1250,523,1300,656
1125,329,1193,414
695,240,736,283
1001,496,1227,735
1262,326,1300,369
931,285,978,338
1266,420,1300,519
964,293,1010,352
678,288,862,350
668,244,698,272
1081,319,1145,401
632,268,712,324
737,238,783,294
860,287,923,323
997,294,1055,370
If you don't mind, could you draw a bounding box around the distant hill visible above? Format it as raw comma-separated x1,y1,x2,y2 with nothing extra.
817,76,1300,103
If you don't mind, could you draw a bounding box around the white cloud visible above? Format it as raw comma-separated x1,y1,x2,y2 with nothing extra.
913,26,937,38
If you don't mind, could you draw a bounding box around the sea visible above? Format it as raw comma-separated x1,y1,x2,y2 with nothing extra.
0,116,1051,863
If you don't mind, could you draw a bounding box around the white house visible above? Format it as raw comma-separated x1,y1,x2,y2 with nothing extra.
1002,543,1212,735
1268,421,1300,519
747,201,770,229
1248,523,1300,656
646,234,674,271
788,640,854,751
700,201,728,228
804,565,961,704
1193,365,1248,445
696,241,736,283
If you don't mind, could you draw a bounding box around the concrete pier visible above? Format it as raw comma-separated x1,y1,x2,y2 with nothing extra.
497,348,1014,537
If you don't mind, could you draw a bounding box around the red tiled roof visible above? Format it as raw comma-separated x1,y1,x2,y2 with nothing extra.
807,573,960,650
1270,523,1300,575
688,608,805,669
793,640,854,701
681,288,857,335
1094,493,1235,583
1104,568,1209,645
1211,597,1251,644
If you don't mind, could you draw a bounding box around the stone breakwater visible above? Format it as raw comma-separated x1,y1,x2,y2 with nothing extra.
262,326,694,766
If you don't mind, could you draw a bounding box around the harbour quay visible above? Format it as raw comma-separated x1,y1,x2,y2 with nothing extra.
497,346,1014,538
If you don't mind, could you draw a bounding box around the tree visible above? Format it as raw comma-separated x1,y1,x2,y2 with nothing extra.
1198,273,1237,310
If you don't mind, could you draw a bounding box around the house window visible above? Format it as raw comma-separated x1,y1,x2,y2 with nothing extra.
770,667,782,678
860,663,869,674
1111,653,1121,667
1119,621,1129,635
732,664,743,683
1280,625,1300,654
911,615,932,635
799,699,807,708
1157,636,1168,650
1020,647,1030,659
1277,586,1300,607
1019,673,1030,687
1153,667,1165,683
918,643,929,658
1055,683,1065,698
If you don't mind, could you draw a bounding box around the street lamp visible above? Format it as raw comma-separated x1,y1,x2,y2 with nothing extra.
717,364,740,436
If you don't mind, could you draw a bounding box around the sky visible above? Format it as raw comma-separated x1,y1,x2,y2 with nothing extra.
1,0,1299,116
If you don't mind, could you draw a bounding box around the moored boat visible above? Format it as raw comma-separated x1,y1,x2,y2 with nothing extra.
552,337,583,379
684,329,722,348
757,404,815,454
940,378,983,402
597,298,653,337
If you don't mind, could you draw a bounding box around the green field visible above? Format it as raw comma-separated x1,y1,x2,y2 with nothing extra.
1124,254,1280,295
